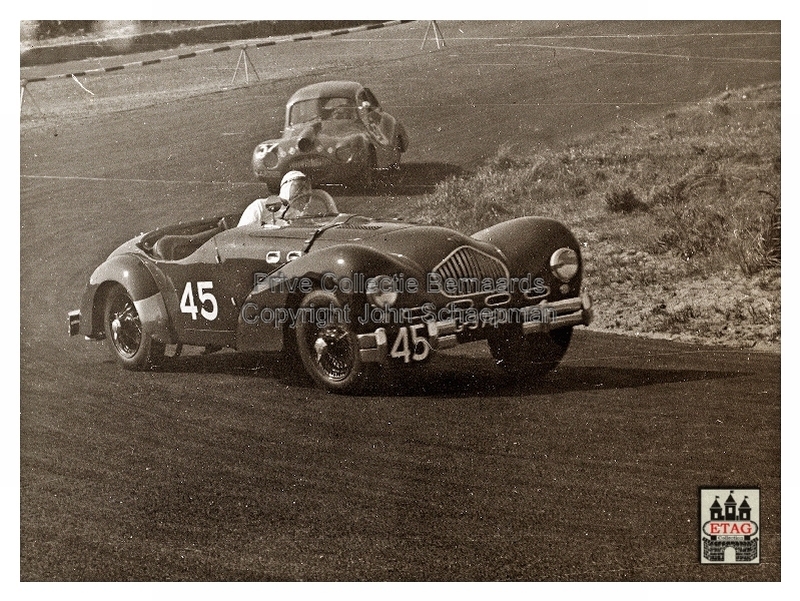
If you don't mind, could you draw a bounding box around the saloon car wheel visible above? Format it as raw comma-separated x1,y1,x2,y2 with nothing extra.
103,286,164,370
389,135,404,170
488,327,573,379
295,290,370,393
353,148,377,190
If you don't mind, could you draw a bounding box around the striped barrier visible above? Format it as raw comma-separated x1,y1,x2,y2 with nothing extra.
21,20,413,85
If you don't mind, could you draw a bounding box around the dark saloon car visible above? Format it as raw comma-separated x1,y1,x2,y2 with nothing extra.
251,81,409,190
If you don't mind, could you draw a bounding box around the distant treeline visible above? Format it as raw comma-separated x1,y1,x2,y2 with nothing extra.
26,20,96,40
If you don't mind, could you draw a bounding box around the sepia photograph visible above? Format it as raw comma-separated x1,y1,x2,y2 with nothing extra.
18,10,785,585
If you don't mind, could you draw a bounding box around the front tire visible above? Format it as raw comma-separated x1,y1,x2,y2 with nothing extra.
389,135,403,170
294,290,371,393
353,147,376,190
488,327,572,379
103,286,164,370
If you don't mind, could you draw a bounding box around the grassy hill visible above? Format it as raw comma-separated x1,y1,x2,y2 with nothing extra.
410,83,781,350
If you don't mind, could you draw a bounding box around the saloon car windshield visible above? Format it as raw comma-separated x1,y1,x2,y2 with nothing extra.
289,97,358,125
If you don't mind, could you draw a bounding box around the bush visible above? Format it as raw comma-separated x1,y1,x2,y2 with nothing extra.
605,187,648,213
30,20,95,40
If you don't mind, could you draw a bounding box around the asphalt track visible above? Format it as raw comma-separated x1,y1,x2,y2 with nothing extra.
20,21,781,581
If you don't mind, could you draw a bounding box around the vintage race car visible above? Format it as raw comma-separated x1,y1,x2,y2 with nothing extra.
69,192,593,393
251,81,409,190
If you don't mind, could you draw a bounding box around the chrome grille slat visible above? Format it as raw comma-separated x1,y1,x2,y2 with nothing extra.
464,249,483,279
452,251,468,280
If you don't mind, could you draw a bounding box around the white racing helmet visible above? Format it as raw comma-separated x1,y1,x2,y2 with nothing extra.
279,170,312,202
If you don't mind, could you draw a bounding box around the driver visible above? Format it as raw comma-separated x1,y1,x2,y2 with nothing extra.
237,170,312,227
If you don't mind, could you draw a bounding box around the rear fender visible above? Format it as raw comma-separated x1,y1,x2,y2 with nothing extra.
80,254,173,344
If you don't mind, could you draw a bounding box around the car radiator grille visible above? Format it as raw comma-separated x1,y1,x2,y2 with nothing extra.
432,246,509,293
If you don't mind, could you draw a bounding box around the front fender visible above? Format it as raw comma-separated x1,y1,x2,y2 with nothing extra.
296,121,322,152
80,253,173,344
236,244,422,352
472,216,584,290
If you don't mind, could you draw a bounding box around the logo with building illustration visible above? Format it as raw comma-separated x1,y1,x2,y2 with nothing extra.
700,488,760,564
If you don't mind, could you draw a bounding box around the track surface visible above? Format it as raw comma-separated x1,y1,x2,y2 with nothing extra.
20,21,781,581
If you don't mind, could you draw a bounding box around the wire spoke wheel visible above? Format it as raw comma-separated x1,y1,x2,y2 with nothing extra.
309,323,355,381
103,286,164,370
108,293,143,359
295,290,370,393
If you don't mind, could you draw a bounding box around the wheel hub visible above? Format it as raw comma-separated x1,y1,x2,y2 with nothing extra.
110,301,141,358
311,326,352,380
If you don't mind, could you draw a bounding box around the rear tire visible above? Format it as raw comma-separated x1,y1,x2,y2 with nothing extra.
488,327,572,379
294,290,371,393
103,286,164,370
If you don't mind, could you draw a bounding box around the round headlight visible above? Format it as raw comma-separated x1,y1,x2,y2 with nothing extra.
335,145,356,163
550,247,579,282
262,150,279,169
255,144,278,167
366,276,398,308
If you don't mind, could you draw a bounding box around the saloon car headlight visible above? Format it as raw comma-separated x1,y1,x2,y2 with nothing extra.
262,151,279,168
366,275,398,308
550,247,579,282
335,137,365,164
335,144,356,163
254,144,279,168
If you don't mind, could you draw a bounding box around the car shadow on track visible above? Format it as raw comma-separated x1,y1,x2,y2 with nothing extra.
367,360,746,398
153,348,746,399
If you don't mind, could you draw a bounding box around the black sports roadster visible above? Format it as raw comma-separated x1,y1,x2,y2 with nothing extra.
69,193,592,393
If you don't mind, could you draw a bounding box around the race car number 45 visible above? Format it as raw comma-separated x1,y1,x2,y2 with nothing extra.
390,324,431,363
180,281,218,321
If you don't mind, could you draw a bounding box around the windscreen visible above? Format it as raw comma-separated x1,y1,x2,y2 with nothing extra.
289,97,357,125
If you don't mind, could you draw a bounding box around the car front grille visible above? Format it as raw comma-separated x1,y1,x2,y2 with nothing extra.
290,157,328,170
431,246,509,296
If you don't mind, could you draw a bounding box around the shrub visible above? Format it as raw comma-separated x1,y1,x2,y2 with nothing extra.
604,187,648,213
30,20,95,40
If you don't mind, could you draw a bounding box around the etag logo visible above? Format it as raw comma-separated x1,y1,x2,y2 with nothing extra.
699,488,760,564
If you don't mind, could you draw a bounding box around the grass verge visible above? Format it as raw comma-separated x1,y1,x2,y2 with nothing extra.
409,83,781,351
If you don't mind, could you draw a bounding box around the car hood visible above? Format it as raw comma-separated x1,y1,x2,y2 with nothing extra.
117,214,507,278
308,219,506,275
